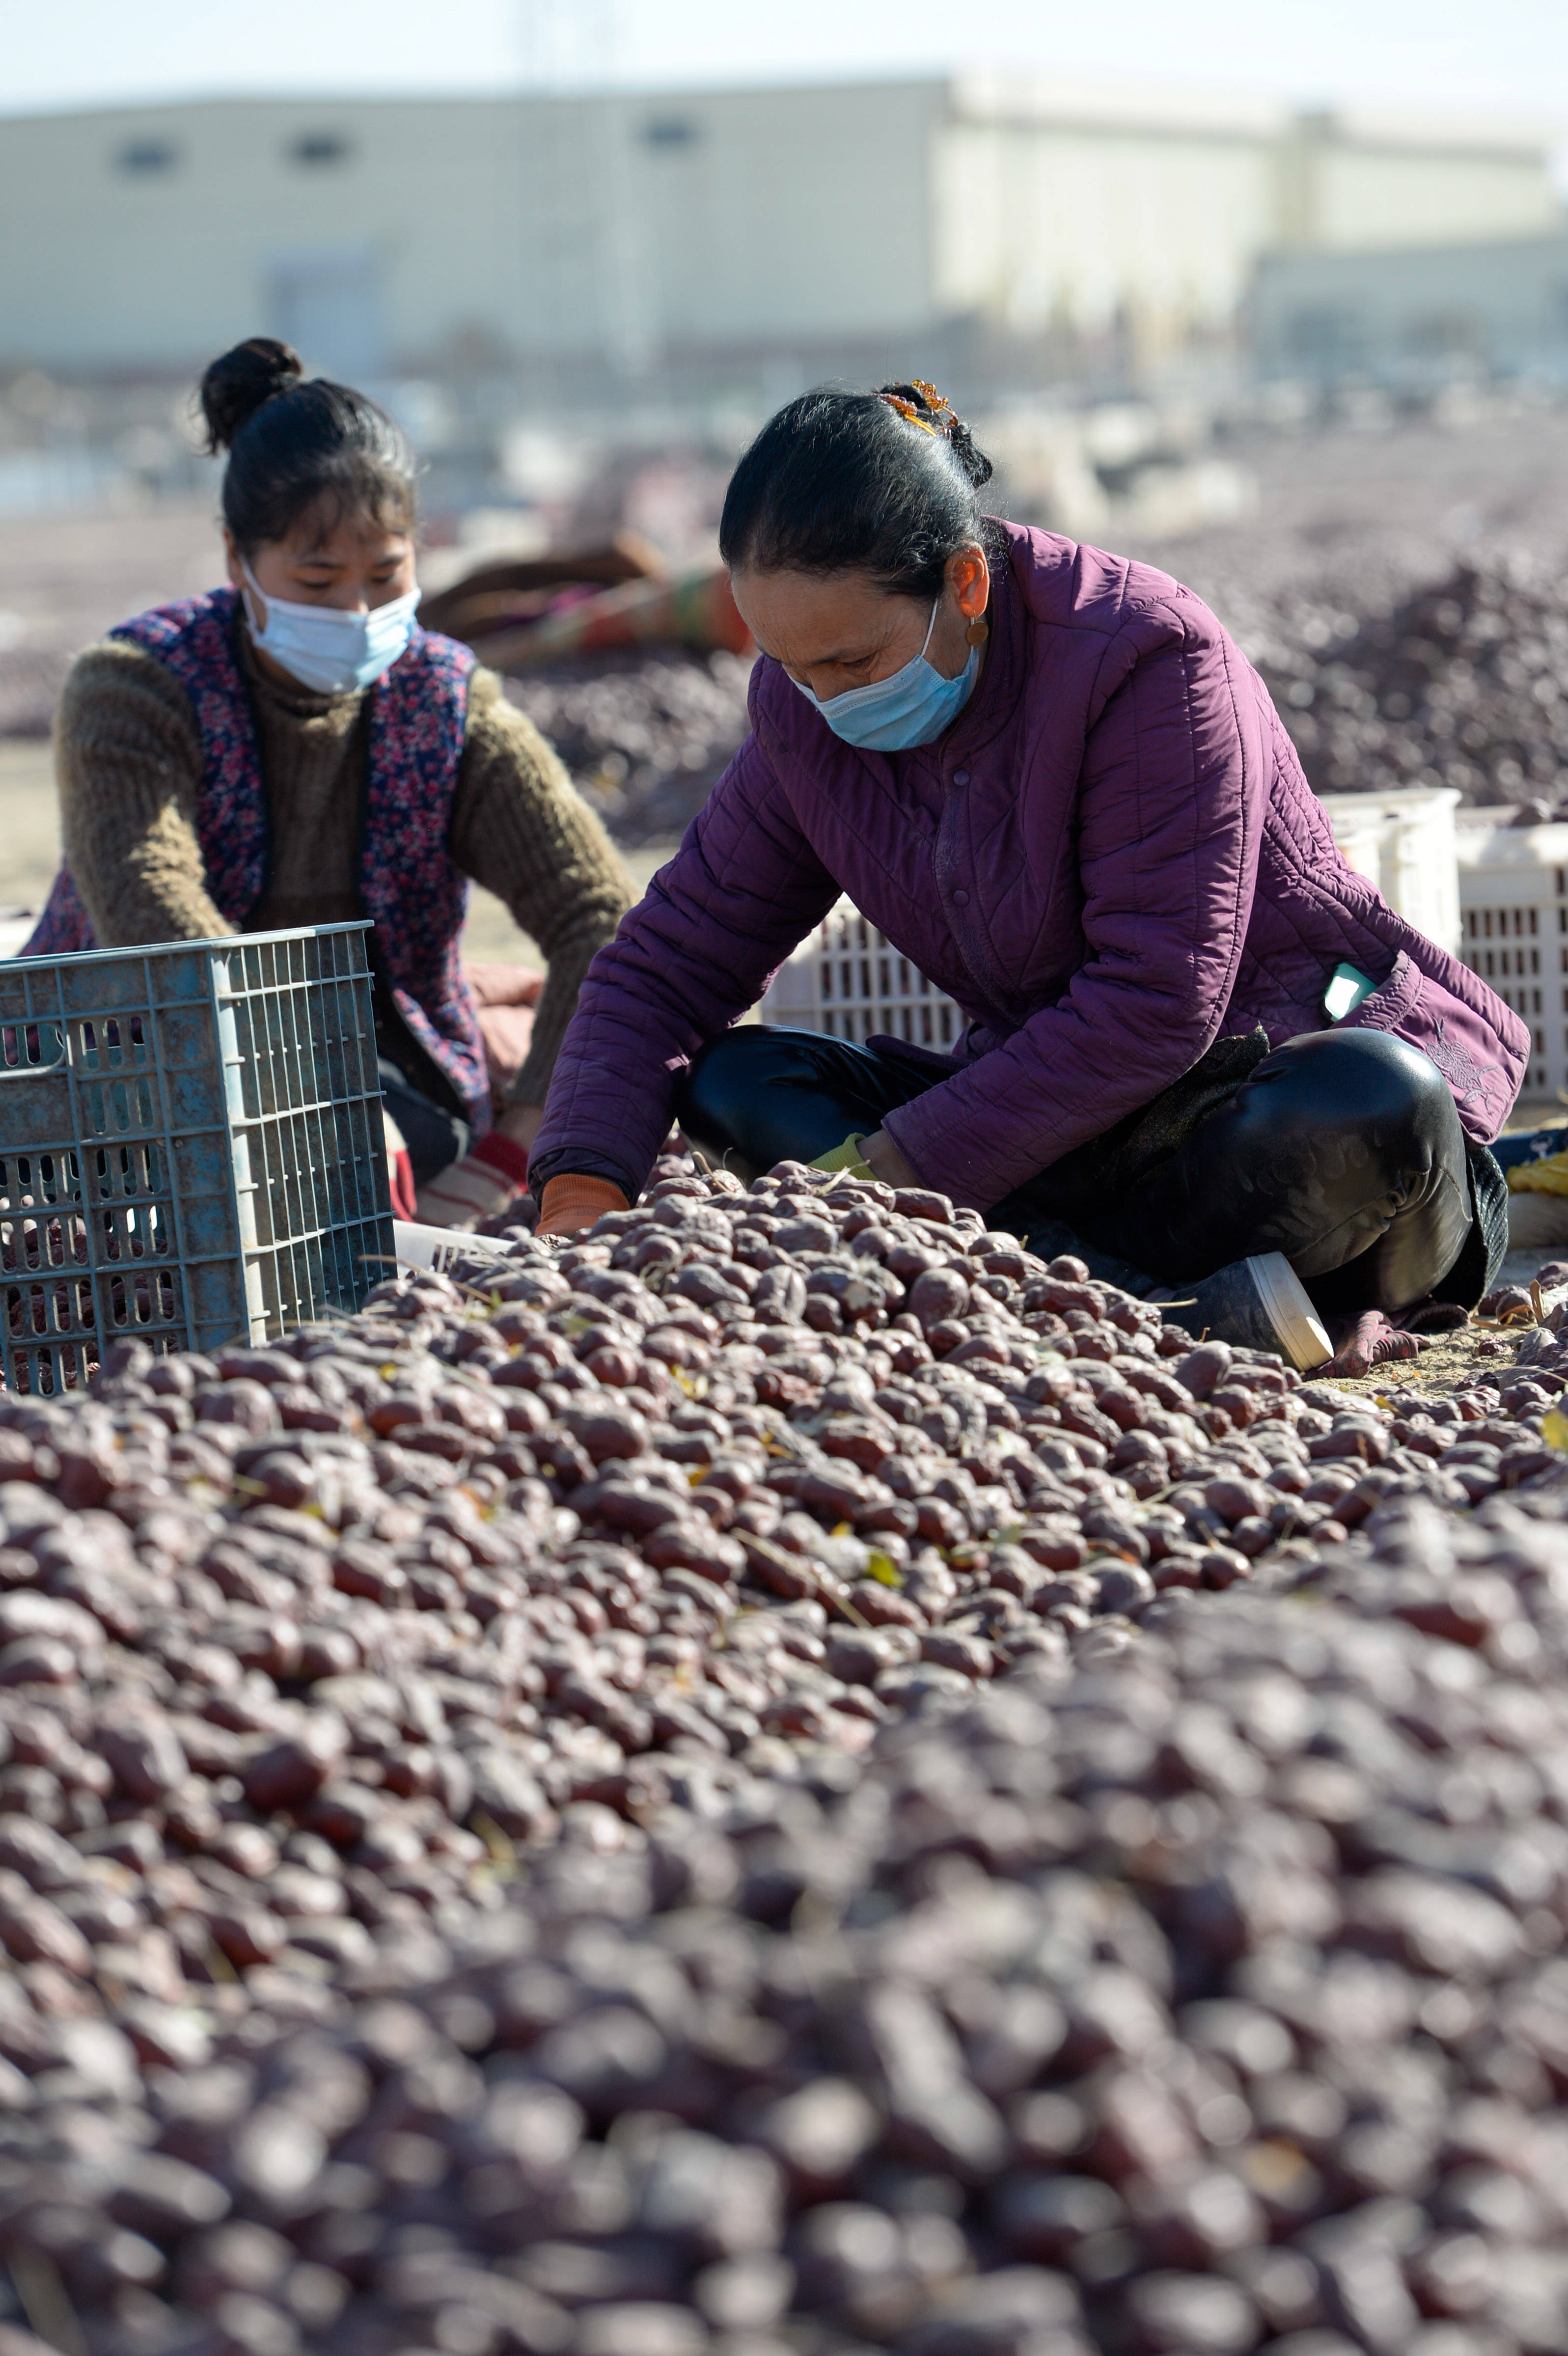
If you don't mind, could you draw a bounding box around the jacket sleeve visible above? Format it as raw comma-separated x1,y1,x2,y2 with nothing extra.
55,640,231,945
446,669,636,1105
529,730,841,1201
884,614,1266,1209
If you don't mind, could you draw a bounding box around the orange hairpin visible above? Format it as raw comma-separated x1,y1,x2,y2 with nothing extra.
880,382,956,440
880,392,939,437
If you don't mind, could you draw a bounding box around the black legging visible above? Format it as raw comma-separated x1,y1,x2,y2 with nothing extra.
674,1025,1475,1317
379,1055,469,1186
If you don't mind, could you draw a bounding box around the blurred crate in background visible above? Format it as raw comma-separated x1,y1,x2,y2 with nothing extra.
0,923,392,1393
1318,787,1461,954
759,901,965,1050
1457,816,1568,1100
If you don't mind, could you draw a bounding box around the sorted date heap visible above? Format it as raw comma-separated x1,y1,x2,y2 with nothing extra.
6,1544,1568,2353
0,1161,1331,1963
3,1160,1568,2350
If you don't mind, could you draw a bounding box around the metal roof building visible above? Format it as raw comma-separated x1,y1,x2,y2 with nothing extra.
0,78,1559,388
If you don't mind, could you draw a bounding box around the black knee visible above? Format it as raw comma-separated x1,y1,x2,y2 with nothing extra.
674,1025,849,1178
379,1059,468,1186
1243,1029,1473,1309
676,1026,812,1144
1246,1028,1463,1176
675,1025,930,1180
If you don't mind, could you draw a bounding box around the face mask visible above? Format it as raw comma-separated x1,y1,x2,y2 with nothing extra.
241,560,420,695
792,596,979,751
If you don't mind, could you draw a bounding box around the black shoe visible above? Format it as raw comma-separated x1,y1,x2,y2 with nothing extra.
1160,1252,1332,1371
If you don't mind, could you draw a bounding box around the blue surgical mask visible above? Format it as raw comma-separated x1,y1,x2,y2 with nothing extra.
792,596,978,750
242,560,421,695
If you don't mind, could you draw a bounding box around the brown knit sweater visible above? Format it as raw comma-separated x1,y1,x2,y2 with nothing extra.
53,628,634,1107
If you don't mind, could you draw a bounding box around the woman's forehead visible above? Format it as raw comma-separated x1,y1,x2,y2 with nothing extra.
282,509,413,563
731,565,912,664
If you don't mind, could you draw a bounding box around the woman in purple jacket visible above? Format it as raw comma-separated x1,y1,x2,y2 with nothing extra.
531,383,1526,1367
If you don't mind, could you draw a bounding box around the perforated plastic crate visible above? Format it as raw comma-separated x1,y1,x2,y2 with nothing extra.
0,922,394,1393
1457,815,1568,1100
758,900,964,1049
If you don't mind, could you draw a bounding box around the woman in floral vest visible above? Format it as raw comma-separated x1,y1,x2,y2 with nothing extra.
27,336,632,1227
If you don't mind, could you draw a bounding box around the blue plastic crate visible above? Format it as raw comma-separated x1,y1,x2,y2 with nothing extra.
0,922,394,1392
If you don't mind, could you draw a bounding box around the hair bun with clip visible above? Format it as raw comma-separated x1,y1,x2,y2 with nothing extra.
878,380,957,441
878,381,992,491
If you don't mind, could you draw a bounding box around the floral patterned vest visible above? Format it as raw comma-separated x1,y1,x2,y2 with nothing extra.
24,586,489,1128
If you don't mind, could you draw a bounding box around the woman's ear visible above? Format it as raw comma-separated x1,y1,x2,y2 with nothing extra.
949,543,990,620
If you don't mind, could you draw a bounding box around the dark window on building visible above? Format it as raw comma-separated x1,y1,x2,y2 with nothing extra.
289,132,352,168
117,139,178,175
642,117,700,149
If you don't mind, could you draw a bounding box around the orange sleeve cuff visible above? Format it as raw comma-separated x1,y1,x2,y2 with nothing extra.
537,1174,631,1239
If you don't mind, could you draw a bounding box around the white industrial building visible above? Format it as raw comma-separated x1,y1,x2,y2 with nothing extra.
0,78,1561,388
1251,230,1568,386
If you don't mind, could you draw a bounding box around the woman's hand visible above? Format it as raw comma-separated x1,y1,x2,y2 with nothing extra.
861,1128,920,1190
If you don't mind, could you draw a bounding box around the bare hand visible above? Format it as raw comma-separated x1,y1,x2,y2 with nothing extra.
861,1128,920,1189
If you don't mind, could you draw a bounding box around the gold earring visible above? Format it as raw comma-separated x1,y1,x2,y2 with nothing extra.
965,612,990,647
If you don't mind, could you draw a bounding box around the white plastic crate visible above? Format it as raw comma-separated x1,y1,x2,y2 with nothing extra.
759,901,964,1048
0,922,394,1393
1454,816,1568,1100
1318,786,1461,954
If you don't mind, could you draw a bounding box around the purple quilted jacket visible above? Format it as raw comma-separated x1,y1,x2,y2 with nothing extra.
532,523,1527,1211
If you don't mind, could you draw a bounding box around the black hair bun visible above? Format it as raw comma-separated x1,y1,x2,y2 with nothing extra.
198,337,304,455
945,415,993,492
877,380,993,491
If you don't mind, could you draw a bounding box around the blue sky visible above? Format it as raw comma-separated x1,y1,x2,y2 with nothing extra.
1,0,1565,126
